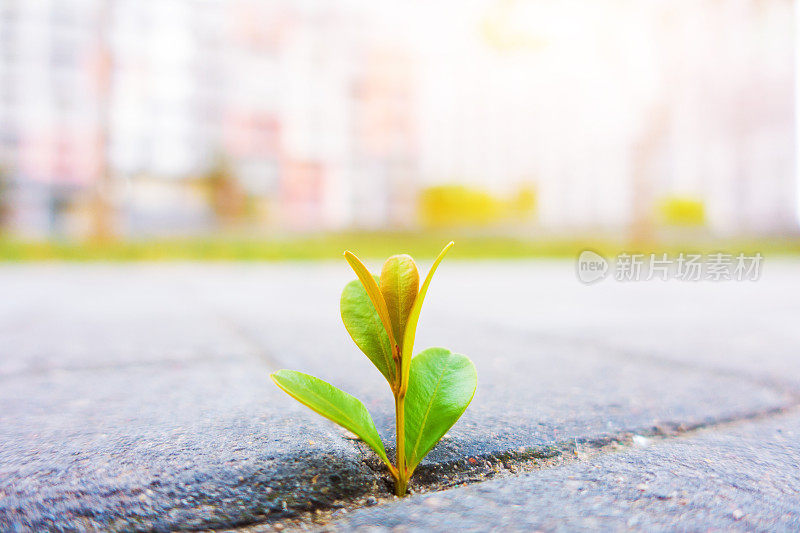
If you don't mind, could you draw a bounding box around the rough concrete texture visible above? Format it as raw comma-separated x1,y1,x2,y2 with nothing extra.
1,260,799,530
320,410,800,532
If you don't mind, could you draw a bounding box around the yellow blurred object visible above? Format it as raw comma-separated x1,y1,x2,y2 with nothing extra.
510,184,537,216
419,184,536,228
658,196,706,227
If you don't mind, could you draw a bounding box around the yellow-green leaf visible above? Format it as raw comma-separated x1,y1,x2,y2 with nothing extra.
380,254,419,349
401,242,454,388
271,369,391,468
341,277,395,384
343,251,397,350
403,347,477,474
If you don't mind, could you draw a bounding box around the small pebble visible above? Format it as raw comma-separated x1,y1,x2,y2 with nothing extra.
733,509,744,520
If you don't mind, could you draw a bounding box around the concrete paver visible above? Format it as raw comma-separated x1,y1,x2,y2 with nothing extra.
1,261,797,530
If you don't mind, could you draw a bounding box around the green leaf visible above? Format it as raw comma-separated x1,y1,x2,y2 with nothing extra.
380,254,419,349
343,250,398,350
341,277,395,384
271,369,390,468
403,347,477,474
401,242,454,388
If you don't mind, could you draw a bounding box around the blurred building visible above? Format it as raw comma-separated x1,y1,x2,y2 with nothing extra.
421,0,797,236
351,46,418,228
0,0,796,238
0,0,102,236
0,0,418,237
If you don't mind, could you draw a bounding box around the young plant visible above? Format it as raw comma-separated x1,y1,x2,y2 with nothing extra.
270,242,477,496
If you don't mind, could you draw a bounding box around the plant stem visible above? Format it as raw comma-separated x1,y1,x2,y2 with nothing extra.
394,392,407,496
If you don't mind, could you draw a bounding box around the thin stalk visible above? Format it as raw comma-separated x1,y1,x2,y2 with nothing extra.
394,391,407,496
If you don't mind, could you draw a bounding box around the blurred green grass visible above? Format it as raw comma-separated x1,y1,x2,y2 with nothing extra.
1,232,799,261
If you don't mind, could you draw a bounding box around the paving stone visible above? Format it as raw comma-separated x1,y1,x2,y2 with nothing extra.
0,261,797,531
321,410,800,532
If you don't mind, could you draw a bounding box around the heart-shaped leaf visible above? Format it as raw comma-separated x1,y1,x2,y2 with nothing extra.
380,254,419,349
403,347,477,474
341,277,395,384
401,242,454,388
271,369,391,468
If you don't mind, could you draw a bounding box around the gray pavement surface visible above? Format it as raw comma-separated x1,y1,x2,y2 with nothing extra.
321,410,800,532
1,260,799,531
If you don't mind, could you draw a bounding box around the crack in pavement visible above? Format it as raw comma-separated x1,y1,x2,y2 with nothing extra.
212,315,285,371
479,323,800,400
232,400,800,532
211,320,800,531
175,278,286,371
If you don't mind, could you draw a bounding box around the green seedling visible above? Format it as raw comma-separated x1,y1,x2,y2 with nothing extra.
271,242,477,496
